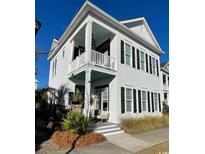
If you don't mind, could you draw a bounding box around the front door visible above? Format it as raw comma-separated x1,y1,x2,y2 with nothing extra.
94,86,109,115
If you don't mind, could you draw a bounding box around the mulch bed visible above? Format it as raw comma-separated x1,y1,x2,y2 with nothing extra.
51,130,106,149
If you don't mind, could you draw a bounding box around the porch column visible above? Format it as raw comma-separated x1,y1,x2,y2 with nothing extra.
83,68,91,117
85,21,92,63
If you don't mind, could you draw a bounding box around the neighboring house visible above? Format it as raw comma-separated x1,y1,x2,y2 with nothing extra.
160,62,169,105
35,79,39,90
47,1,164,123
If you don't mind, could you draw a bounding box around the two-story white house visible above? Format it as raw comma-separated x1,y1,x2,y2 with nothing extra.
47,1,164,123
160,62,169,105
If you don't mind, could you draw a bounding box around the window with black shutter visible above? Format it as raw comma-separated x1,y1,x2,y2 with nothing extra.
156,59,159,76
149,56,152,74
147,91,151,112
121,40,124,64
137,49,140,70
121,87,125,113
138,90,142,113
146,54,148,73
132,47,135,68
133,89,137,113
158,93,161,112
151,92,154,112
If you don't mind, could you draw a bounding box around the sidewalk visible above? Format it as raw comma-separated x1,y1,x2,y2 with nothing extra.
62,128,168,154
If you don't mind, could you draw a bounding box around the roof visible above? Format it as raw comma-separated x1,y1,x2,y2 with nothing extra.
160,62,168,68
160,61,169,74
48,1,164,60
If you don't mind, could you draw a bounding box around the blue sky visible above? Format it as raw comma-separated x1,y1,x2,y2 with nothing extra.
35,0,169,88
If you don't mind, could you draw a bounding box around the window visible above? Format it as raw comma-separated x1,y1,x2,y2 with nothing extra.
125,43,131,65
164,93,168,100
152,57,156,75
142,91,147,112
54,58,57,76
163,74,166,85
140,51,145,71
154,93,158,111
62,48,65,58
126,88,132,112
52,61,55,77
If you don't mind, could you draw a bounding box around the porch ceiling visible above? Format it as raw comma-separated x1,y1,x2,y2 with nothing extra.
70,70,114,82
74,22,114,47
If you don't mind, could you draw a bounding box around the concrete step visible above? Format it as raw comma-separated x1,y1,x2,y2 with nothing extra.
94,124,124,136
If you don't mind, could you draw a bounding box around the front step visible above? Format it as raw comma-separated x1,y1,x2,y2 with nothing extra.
94,124,124,136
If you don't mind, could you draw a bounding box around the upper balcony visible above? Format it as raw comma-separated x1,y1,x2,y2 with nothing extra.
69,20,116,74
71,50,116,72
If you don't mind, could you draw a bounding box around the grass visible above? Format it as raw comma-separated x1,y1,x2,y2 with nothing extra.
136,140,169,154
121,115,169,134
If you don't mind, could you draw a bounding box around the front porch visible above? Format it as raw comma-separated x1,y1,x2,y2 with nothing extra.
69,69,115,119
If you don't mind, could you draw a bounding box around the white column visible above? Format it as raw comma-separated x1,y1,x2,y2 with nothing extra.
83,68,91,117
85,21,92,63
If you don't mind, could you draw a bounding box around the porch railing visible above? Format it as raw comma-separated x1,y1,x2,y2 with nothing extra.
70,50,116,72
91,50,115,70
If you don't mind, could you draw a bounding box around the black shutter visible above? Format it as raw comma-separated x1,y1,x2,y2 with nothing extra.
121,87,125,113
138,90,142,113
132,47,135,68
158,93,161,112
147,91,150,112
151,92,154,112
121,40,124,64
149,56,152,74
133,89,137,113
137,49,140,70
156,59,159,76
146,54,149,73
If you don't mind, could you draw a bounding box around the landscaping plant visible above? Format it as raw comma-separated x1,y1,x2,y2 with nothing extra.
121,115,169,134
61,111,91,134
162,101,169,115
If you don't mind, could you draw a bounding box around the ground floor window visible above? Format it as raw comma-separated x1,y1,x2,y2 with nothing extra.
164,92,168,100
142,91,147,112
126,88,132,112
154,93,158,111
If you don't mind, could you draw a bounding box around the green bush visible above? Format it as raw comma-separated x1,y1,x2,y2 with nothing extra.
61,111,91,134
162,102,169,115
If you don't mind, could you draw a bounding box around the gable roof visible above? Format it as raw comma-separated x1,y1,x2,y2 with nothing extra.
160,61,169,73
120,17,161,50
48,1,164,60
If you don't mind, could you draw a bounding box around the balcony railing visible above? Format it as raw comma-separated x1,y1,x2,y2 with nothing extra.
70,50,116,72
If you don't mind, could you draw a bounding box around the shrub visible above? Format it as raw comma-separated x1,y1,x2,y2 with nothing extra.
61,111,91,134
162,102,169,115
121,115,169,134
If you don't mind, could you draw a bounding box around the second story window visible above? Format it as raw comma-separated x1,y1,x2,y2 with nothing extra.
54,58,57,76
62,48,65,58
163,74,166,85
125,43,131,65
52,61,55,78
152,57,156,75
140,51,145,71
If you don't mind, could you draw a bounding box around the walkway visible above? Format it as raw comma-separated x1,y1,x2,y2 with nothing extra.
66,128,169,154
